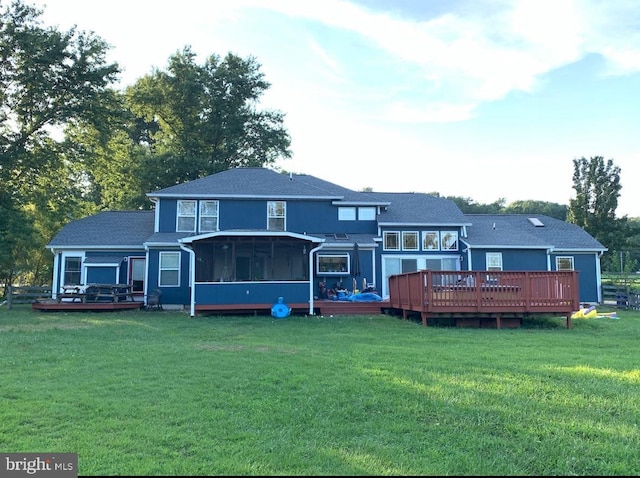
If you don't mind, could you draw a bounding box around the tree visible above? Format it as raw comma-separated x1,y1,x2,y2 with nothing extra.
0,0,120,286
567,156,626,261
124,46,291,191
502,200,567,221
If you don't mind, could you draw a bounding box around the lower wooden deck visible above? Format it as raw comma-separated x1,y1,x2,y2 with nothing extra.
32,299,144,312
194,300,391,316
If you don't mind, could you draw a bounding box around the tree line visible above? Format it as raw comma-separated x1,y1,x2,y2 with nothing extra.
1,1,638,291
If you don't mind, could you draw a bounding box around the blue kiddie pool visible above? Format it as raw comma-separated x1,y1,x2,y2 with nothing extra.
271,297,291,319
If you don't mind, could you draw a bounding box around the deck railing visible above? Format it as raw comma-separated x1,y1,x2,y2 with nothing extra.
388,271,579,324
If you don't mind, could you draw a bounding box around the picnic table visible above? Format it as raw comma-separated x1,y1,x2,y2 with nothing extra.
57,284,135,303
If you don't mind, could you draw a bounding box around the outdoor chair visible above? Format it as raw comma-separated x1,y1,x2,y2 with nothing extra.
146,289,163,311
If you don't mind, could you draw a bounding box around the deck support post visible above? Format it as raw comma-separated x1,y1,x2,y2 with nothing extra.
566,313,572,329
496,314,501,329
421,312,428,327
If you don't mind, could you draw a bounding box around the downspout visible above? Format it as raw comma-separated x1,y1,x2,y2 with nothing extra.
546,248,552,270
308,243,324,315
179,241,196,317
144,197,159,304
596,250,604,303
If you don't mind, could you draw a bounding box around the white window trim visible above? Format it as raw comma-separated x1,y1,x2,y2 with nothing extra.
267,201,286,231
383,231,400,251
159,251,181,287
486,252,503,271
199,200,219,233
441,231,459,251
358,207,376,221
422,231,440,251
556,256,575,271
317,254,350,275
177,200,196,233
338,207,356,221
402,231,419,251
61,252,85,287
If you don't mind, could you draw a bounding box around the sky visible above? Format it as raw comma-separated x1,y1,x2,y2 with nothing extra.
29,0,640,216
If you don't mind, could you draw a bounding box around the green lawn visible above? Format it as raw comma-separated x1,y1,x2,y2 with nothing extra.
1,306,638,476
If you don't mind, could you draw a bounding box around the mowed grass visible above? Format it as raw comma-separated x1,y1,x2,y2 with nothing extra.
0,306,639,476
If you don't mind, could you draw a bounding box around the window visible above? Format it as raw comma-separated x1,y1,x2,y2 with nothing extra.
268,201,286,231
159,252,180,286
177,200,196,232
63,257,82,285
199,200,219,232
317,254,350,274
358,207,376,220
441,231,458,250
556,256,574,271
338,207,356,221
422,232,440,250
486,252,503,271
383,231,400,251
402,231,419,251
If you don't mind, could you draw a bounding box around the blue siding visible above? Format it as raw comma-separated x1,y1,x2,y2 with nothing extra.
158,197,378,235
146,248,192,304
195,282,309,305
552,253,600,303
158,199,178,232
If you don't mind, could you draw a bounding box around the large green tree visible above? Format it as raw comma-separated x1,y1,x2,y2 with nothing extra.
567,156,626,267
124,46,292,192
0,0,120,287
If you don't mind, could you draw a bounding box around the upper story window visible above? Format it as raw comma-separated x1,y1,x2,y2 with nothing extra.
199,200,219,233
556,256,574,271
338,207,356,221
358,207,376,220
339,206,376,221
268,201,286,231
402,231,419,251
441,231,458,250
177,200,196,232
486,252,503,271
383,231,400,251
422,232,439,250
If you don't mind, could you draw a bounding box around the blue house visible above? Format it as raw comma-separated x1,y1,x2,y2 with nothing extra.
46,168,607,315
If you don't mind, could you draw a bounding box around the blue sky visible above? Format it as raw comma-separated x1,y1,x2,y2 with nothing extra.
32,0,640,216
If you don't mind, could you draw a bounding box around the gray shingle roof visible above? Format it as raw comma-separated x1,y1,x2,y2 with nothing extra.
147,168,468,226
373,192,471,226
148,167,360,199
47,211,154,248
463,214,607,251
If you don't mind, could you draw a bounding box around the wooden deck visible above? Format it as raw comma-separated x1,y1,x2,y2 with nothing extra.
194,300,390,316
388,270,580,328
32,299,143,312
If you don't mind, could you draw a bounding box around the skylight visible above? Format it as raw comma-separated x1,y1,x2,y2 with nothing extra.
528,217,544,227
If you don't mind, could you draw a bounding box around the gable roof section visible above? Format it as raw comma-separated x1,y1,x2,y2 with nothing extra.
463,214,607,251
47,211,154,249
373,192,471,226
